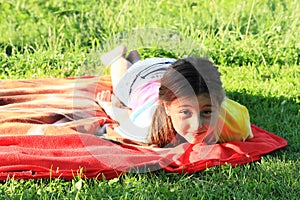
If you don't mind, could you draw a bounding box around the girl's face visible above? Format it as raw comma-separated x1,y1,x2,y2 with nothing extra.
165,94,218,144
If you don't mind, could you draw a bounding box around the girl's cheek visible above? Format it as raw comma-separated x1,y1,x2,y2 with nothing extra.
182,118,197,133
174,118,190,135
170,115,183,133
202,119,211,127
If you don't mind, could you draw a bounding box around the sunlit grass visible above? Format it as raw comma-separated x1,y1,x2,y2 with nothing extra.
0,0,299,199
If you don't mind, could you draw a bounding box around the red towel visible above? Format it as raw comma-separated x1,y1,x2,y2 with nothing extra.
0,76,288,180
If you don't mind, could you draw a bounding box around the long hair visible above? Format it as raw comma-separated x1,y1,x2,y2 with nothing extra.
149,57,225,147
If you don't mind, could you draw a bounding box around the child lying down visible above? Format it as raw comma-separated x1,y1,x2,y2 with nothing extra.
97,46,253,147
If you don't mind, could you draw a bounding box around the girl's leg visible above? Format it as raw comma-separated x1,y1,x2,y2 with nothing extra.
98,46,140,119
101,45,132,90
101,45,140,91
110,57,132,90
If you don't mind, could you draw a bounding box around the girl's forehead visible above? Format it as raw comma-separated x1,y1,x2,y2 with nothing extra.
171,94,212,106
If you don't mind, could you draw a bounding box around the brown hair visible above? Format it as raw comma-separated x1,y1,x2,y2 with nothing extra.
148,57,225,147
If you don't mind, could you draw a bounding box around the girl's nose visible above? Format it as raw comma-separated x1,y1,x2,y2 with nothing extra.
191,116,203,130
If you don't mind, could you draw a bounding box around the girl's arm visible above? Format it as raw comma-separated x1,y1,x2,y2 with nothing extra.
97,90,132,119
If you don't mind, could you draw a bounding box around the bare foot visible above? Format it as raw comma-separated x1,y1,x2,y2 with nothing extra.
126,50,140,64
101,45,127,66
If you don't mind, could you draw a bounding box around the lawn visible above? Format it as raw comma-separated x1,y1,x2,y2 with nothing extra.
0,0,299,199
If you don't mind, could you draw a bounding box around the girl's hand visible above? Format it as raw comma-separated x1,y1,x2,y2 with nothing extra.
97,90,112,103
97,90,131,119
97,90,113,113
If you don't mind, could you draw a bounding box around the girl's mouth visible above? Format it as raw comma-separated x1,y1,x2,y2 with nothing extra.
194,130,207,135
182,132,207,144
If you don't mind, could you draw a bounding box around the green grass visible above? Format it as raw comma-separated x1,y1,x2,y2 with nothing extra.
0,0,299,199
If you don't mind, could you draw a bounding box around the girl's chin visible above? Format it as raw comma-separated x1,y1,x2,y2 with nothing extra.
181,132,206,144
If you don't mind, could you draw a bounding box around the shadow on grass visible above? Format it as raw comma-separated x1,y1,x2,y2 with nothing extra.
226,90,299,160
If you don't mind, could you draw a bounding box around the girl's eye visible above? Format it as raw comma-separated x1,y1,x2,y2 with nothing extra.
180,109,192,116
201,110,212,118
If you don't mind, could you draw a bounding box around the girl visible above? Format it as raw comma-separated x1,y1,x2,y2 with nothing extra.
98,46,253,147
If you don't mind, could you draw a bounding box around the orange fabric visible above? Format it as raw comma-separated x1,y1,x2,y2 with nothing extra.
0,76,113,136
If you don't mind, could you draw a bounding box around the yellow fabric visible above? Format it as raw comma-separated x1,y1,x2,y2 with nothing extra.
216,98,254,142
